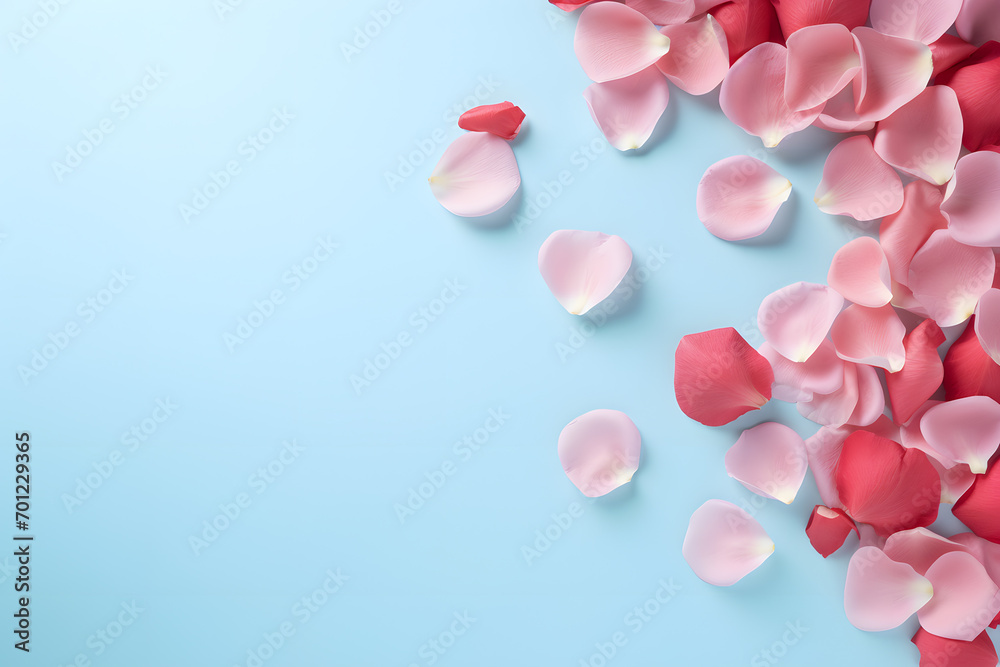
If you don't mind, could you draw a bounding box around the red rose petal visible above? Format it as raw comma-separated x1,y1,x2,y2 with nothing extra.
937,41,1000,152
711,0,784,65
805,505,858,557
944,317,1000,404
911,628,998,667
770,0,870,41
886,319,946,425
457,102,526,141
953,455,1000,544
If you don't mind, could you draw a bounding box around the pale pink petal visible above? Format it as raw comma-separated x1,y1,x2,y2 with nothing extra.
784,24,861,111
956,0,1000,46
852,27,934,122
815,135,904,221
760,339,845,403
900,400,951,465
845,546,933,632
950,533,1000,587
847,362,888,426
930,457,977,504
884,528,969,575
942,151,1000,248
626,0,696,24
798,363,860,428
920,396,1000,474
830,304,907,372
720,42,823,148
874,86,963,185
538,230,633,315
725,422,808,504
758,282,845,362
805,425,851,507
429,133,520,217
879,180,948,287
869,0,963,44
696,156,791,241
584,66,670,151
828,237,893,308
574,2,672,83
682,499,774,586
558,409,642,497
814,85,876,133
974,289,1000,365
908,229,996,327
656,15,730,95
919,551,1000,641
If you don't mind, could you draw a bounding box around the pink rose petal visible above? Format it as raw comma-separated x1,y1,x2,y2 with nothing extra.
784,23,861,111
869,0,963,44
584,66,670,151
575,2,672,83
845,546,933,632
975,289,1000,365
852,27,933,122
656,15,730,95
682,499,774,586
827,236,893,308
429,133,520,217
942,151,1000,248
908,229,996,327
874,85,963,185
815,135,903,221
758,282,845,363
919,551,1000,641
538,230,633,315
696,156,791,241
558,409,641,497
829,304,907,372
724,422,808,504
920,396,1000,474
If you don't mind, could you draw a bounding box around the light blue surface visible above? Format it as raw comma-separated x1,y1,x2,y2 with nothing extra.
0,1,973,665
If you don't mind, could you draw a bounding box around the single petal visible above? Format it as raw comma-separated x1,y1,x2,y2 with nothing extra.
944,316,1000,404
942,151,1000,247
457,102,526,140
837,430,939,535
550,0,600,10
674,328,774,426
852,27,934,122
760,338,845,403
879,180,948,287
884,527,969,575
886,319,946,425
626,0,696,24
869,0,962,44
429,133,520,217
975,289,1000,365
758,282,845,363
847,362,887,427
805,425,851,507
921,396,1000,474
771,0,871,39
720,42,822,147
919,551,1000,641
874,86,963,185
815,135,904,221
935,42,1000,152
784,24,861,111
695,156,791,241
954,460,1000,544
656,15,730,95
929,34,979,78
827,237,893,308
682,499,774,586
584,66,670,150
955,0,1000,47
805,505,858,558
710,0,783,65
558,409,641,497
830,304,906,372
724,422,808,503
574,2,672,83
538,230,633,315
912,629,999,667
908,230,996,328
845,546,933,632
799,363,860,428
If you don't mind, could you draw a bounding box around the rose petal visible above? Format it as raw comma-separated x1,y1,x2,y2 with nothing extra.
758,282,844,363
830,304,906,372
584,66,671,151
944,316,1000,404
457,102,526,140
710,0,783,65
874,85,963,185
885,319,946,425
942,151,1000,247
908,229,996,328
574,2,672,83
869,0,962,44
935,42,1000,152
879,179,948,287
682,499,774,586
931,458,978,505
954,460,1000,544
429,133,520,217
912,628,999,667
845,546,933,632
828,237,893,308
955,0,1000,46
625,0,697,24
814,84,876,134
550,0,600,10
760,338,845,403
975,289,1000,365
847,362,888,427
784,24,861,111
852,27,934,122
771,0,871,39
929,34,979,78
538,230,633,315
656,15,730,95
805,426,851,507
815,135,904,221
558,409,641,497
725,422,808,503
806,505,858,558
919,551,1000,641
920,396,1000,474
799,363,860,428
695,156,791,241
884,527,969,575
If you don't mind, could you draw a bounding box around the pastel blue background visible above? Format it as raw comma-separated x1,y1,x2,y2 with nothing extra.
0,1,978,665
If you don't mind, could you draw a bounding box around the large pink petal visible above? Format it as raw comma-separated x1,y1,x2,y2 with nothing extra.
758,282,845,363
538,230,633,315
760,338,845,403
720,42,823,147
584,66,670,151
798,363,859,428
806,505,858,557
852,27,934,122
784,23,860,111
920,396,1000,474
558,409,641,497
815,135,904,221
725,422,808,503
884,528,969,575
869,0,962,44
575,2,672,83
942,151,1000,247
975,289,1000,365
429,133,520,217
919,551,1000,641
682,499,774,586
695,156,791,241
874,86,963,185
885,319,946,425
847,362,888,427
955,0,1000,47
830,304,907,372
879,180,948,287
845,546,933,632
626,0,696,24
908,229,996,327
656,15,730,95
827,237,893,308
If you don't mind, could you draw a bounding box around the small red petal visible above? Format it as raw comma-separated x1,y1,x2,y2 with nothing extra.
930,34,979,79
944,317,1000,404
711,0,784,65
836,430,940,536
549,0,599,10
805,505,858,557
458,102,526,141
770,0,870,41
886,319,946,425
674,327,774,427
911,628,998,667
937,41,1000,152
953,456,1000,543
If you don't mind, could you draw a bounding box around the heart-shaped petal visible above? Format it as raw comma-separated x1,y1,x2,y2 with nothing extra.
538,230,633,315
